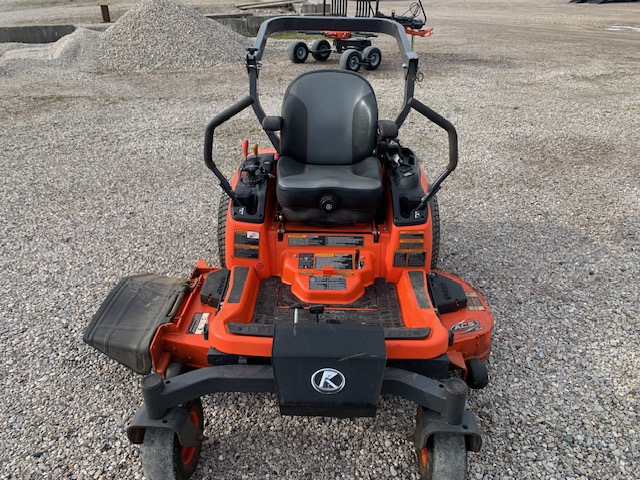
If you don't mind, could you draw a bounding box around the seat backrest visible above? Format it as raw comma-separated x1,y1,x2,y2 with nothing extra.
280,70,378,166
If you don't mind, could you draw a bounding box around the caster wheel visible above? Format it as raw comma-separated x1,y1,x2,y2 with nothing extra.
417,432,467,480
287,41,309,63
165,361,185,379
142,398,204,480
362,46,382,70
465,357,489,389
339,49,362,72
311,39,331,61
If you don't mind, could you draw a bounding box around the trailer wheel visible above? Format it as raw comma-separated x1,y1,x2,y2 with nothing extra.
417,432,467,480
287,41,309,63
142,398,204,480
311,39,331,61
362,46,382,70
339,50,362,72
429,195,440,269
217,195,229,268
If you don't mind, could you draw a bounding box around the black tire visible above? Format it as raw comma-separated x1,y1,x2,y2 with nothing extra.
466,357,489,389
362,46,382,70
217,195,229,268
429,195,440,269
311,39,331,61
165,362,185,379
417,432,467,480
287,41,309,63
142,398,204,480
339,49,362,72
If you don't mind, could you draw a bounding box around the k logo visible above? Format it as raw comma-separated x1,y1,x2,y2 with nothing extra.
311,368,346,394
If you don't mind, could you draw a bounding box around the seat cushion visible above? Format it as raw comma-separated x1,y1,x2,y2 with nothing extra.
276,155,383,219
280,70,378,166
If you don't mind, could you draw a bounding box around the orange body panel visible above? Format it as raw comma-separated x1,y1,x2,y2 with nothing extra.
150,151,493,372
321,30,354,40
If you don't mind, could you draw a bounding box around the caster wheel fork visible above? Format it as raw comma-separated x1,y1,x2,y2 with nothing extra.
142,398,204,480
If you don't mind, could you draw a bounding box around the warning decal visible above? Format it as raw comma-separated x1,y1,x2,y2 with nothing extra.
395,232,426,267
187,312,209,334
234,230,260,259
315,253,353,270
393,250,427,267
466,293,486,311
234,230,259,245
309,276,347,290
399,231,424,250
288,235,364,247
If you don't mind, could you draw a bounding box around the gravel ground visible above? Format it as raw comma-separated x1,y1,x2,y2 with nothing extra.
1,0,639,479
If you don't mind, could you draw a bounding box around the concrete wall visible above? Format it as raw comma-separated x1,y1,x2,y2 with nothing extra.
207,14,276,37
0,24,76,44
0,13,291,44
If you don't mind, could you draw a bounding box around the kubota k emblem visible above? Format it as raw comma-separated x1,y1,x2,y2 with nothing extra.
311,368,345,394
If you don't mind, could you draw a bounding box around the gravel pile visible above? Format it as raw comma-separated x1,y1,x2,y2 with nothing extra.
1,0,639,479
50,27,101,70
98,0,247,71
0,0,248,74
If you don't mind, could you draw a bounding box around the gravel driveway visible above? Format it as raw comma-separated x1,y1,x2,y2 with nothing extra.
1,0,639,478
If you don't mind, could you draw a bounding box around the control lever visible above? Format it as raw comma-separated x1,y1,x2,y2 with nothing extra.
241,142,261,184
242,139,249,159
291,303,304,324
309,305,324,323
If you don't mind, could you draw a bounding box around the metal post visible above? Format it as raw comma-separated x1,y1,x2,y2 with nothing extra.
100,5,111,23
443,377,467,425
141,373,167,419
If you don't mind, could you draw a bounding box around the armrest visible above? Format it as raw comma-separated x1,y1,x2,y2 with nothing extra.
378,120,398,140
262,116,283,132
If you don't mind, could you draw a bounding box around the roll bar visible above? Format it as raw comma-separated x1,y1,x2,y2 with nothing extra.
244,16,421,145
204,16,459,210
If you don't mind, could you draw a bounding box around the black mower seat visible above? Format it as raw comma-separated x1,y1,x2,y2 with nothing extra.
268,69,383,225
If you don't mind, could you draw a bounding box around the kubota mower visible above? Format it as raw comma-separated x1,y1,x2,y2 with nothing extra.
84,16,493,480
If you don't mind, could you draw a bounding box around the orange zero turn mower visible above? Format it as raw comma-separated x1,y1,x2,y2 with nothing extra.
84,16,494,480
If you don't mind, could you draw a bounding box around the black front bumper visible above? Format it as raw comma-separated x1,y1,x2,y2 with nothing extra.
127,364,481,452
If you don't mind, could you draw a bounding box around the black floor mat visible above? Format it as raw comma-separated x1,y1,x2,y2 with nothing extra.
252,277,403,327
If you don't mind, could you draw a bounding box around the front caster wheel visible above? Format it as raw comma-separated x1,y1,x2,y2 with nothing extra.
465,357,489,389
417,432,467,480
142,398,204,480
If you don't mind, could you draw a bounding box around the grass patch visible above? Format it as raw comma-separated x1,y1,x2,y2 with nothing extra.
270,30,325,40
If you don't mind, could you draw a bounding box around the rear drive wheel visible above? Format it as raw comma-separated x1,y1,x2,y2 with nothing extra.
429,195,440,269
142,398,204,480
362,46,382,70
217,195,229,268
417,432,467,480
339,49,362,72
287,41,309,63
311,39,331,61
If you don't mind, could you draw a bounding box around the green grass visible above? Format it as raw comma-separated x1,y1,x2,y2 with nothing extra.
270,30,325,40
